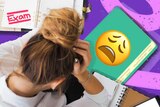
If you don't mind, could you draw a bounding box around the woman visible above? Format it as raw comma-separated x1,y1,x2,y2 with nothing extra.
0,8,109,107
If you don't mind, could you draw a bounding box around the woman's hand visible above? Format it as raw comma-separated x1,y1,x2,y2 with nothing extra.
72,39,91,79
72,39,104,95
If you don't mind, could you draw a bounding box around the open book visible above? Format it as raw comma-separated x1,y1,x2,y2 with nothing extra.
94,72,149,107
0,0,83,31
85,7,157,84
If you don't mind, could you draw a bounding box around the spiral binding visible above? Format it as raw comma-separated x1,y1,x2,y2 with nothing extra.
115,87,128,107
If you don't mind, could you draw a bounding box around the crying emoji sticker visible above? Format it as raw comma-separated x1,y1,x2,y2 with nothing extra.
96,30,130,66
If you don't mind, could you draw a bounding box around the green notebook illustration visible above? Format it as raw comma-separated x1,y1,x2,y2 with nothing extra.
85,7,157,84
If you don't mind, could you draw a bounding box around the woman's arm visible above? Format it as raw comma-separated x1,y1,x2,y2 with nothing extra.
68,39,109,106
0,29,38,75
73,39,103,94
0,29,38,58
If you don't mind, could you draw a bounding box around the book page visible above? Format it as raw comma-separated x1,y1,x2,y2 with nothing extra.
73,0,84,16
0,0,5,29
37,0,83,28
37,0,74,27
0,0,21,31
1,0,38,29
94,72,127,107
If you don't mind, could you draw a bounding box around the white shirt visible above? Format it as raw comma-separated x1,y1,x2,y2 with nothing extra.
0,75,45,107
0,29,109,107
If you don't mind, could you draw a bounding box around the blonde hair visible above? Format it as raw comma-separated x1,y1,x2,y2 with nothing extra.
39,8,84,48
20,8,84,90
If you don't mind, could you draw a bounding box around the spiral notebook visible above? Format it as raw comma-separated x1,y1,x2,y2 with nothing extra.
94,72,149,107
1,0,83,31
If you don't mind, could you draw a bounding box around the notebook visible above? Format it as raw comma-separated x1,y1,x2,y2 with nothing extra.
94,72,149,107
85,7,157,84
0,0,83,30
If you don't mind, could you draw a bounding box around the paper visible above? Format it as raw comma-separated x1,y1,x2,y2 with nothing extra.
94,72,127,107
1,0,83,30
0,0,4,7
136,97,160,107
0,0,4,26
37,0,74,27
0,0,21,31
74,0,84,16
1,0,38,29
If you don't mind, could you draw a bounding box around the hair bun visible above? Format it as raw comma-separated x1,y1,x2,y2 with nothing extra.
39,8,84,48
